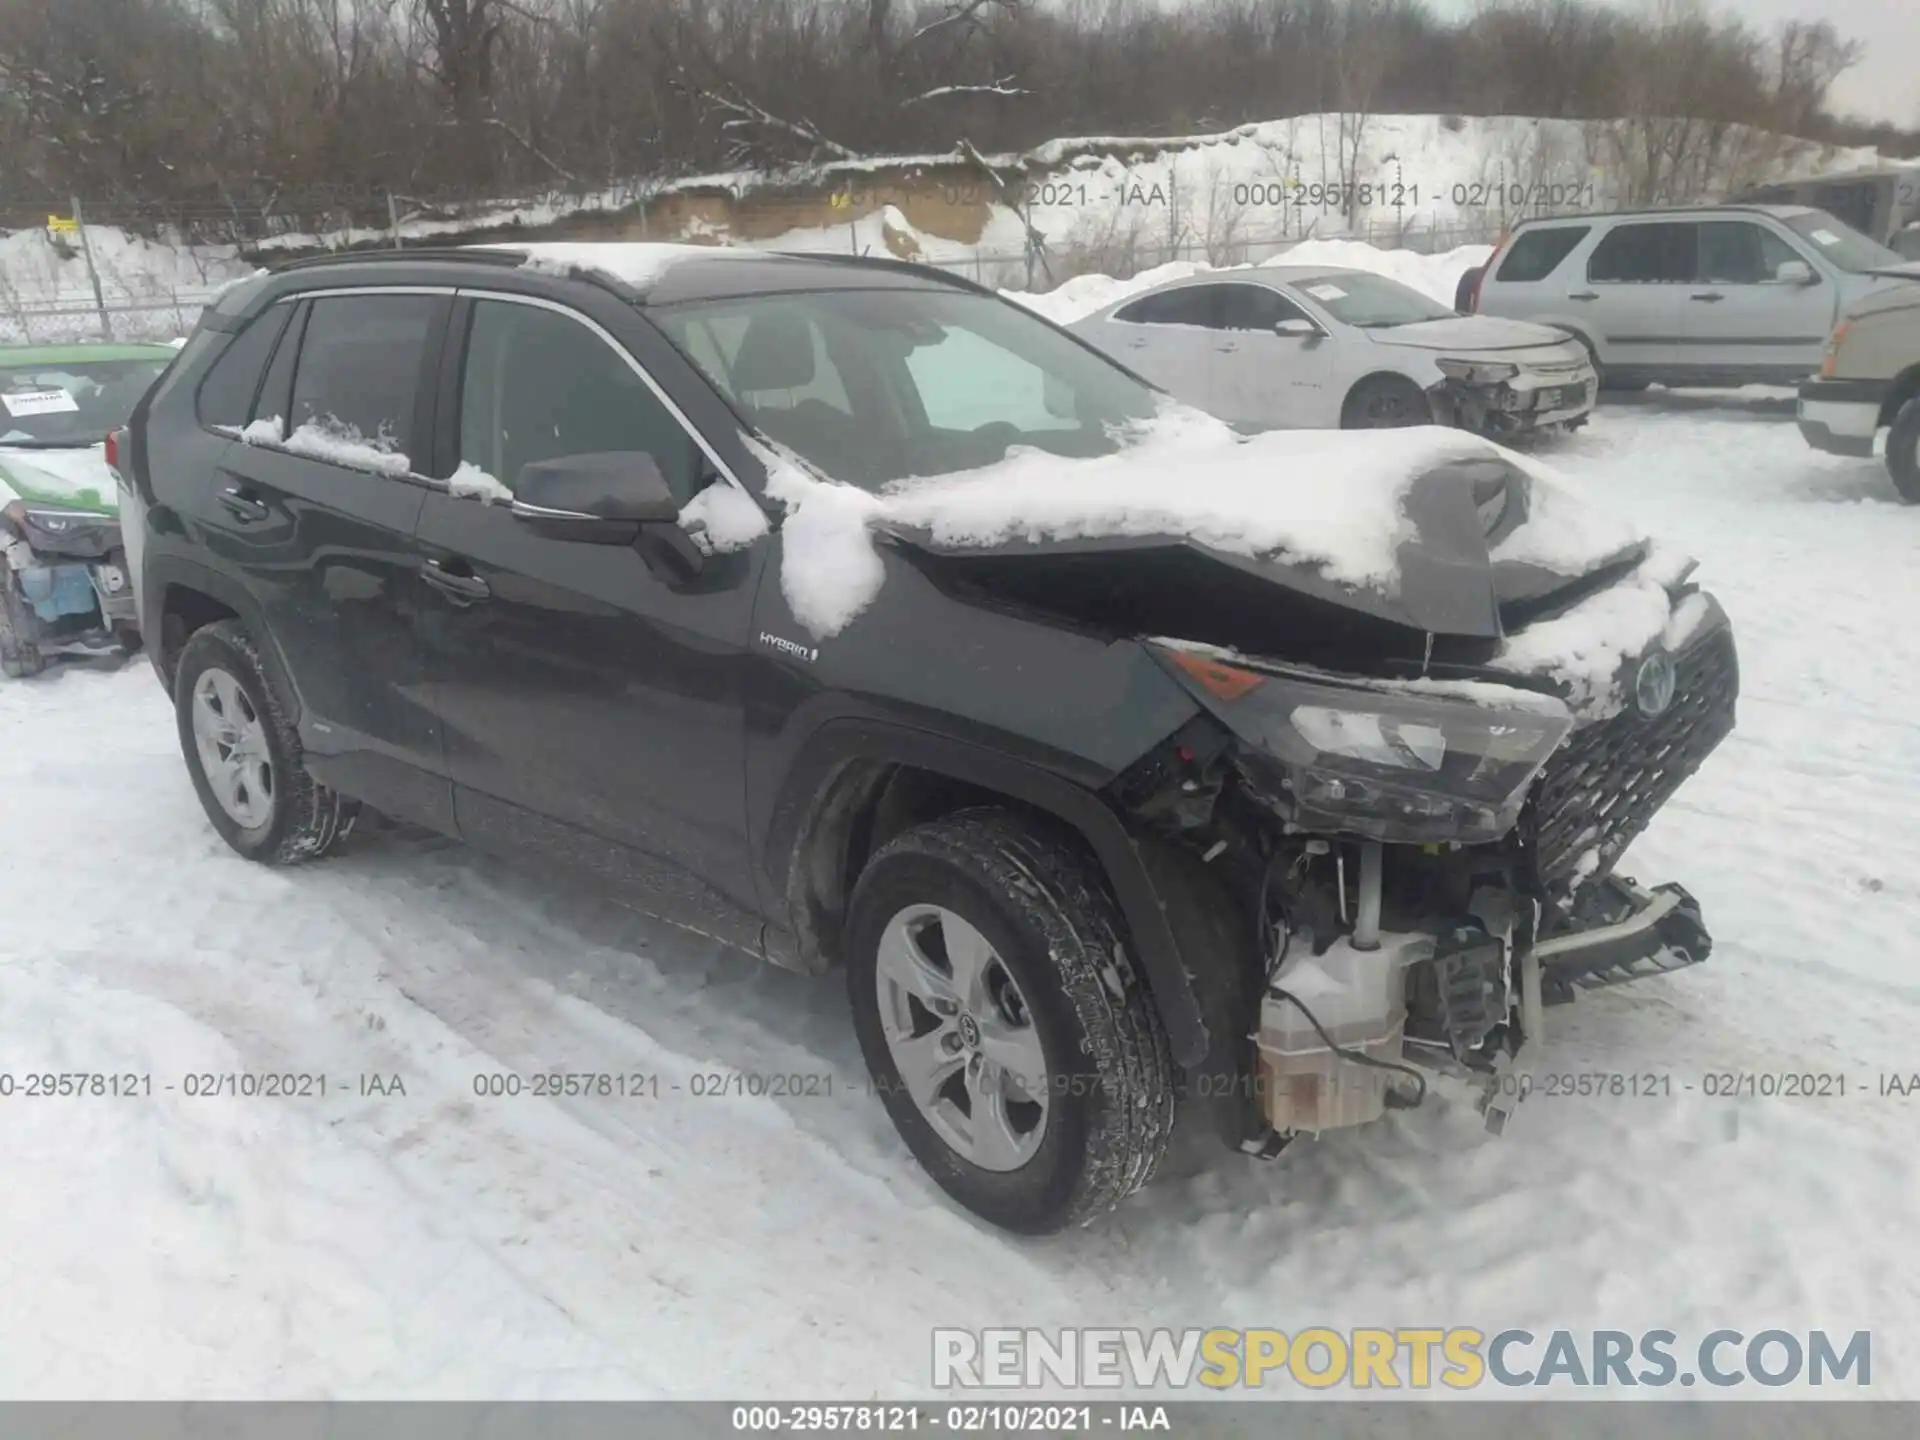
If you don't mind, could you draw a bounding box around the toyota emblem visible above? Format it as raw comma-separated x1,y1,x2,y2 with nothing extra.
1634,651,1676,718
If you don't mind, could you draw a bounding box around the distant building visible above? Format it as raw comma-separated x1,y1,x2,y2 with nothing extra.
1731,163,1920,257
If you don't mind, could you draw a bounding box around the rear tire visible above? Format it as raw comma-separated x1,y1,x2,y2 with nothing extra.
1887,397,1920,504
845,808,1176,1233
174,619,357,864
1341,375,1431,429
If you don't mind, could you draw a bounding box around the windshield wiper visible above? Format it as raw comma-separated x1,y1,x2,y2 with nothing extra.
0,437,105,450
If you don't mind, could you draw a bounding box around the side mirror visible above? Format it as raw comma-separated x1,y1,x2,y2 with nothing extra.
1275,317,1322,338
509,451,680,543
1775,259,1817,286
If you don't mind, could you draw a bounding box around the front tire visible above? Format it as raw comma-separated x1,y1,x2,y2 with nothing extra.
174,619,357,864
845,809,1176,1233
0,578,45,679
1342,375,1431,429
1887,397,1920,504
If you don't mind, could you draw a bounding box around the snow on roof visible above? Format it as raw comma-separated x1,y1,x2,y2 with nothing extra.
478,241,767,289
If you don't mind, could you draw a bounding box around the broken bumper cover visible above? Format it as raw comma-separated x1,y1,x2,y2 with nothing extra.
1430,366,1598,434
1533,875,1711,1004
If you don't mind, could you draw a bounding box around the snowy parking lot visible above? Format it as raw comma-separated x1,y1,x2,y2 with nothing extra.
3,388,1918,1398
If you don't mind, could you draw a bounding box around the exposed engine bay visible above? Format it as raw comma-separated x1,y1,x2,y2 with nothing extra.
1108,611,1736,1151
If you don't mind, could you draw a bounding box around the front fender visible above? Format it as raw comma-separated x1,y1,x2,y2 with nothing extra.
762,716,1217,1069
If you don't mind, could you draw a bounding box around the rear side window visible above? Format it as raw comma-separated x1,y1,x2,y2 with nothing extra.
1587,223,1698,283
288,295,439,457
1113,289,1216,326
196,305,291,429
1495,227,1590,283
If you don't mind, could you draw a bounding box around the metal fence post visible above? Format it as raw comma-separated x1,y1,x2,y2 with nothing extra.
70,196,114,342
387,192,404,249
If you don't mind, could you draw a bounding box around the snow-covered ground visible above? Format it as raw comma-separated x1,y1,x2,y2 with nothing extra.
5,385,1918,1399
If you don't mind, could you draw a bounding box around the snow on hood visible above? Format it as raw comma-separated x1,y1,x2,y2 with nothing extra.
0,444,116,513
1371,315,1582,354
750,403,1659,653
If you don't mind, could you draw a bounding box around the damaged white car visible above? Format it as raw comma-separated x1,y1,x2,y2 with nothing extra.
1069,266,1598,436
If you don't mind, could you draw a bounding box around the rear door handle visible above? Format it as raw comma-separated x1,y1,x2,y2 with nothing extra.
1213,343,1239,353
420,557,491,605
1690,292,1725,303
1568,292,1598,301
217,484,271,524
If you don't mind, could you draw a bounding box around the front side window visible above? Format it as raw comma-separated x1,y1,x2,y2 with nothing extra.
288,295,438,461
1587,223,1698,283
652,286,1160,490
458,300,703,500
1698,222,1806,283
1212,283,1312,331
0,353,172,448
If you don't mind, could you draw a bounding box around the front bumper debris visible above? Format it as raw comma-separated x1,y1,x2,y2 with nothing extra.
1431,368,1598,435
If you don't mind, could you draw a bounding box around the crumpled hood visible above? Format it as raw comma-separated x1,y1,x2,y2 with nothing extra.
0,444,117,515
878,432,1651,644
1368,315,1584,355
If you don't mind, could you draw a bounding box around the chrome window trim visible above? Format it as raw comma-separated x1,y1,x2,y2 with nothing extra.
454,287,751,497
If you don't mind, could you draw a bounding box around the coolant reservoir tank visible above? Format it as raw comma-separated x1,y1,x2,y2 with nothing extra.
1258,933,1431,1134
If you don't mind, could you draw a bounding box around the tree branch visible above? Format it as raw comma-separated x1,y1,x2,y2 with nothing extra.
898,77,1028,107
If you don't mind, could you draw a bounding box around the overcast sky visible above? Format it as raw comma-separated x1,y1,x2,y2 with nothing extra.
1422,0,1920,124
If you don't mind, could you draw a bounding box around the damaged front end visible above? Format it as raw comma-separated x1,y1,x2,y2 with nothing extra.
1109,607,1736,1150
0,500,138,678
1426,357,1597,438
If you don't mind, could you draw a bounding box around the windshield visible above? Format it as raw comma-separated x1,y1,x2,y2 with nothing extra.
1288,272,1456,328
650,287,1160,488
0,356,169,447
1780,210,1906,272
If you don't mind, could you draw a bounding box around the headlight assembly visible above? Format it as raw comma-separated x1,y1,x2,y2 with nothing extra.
1150,643,1575,843
1435,358,1519,385
3,500,114,537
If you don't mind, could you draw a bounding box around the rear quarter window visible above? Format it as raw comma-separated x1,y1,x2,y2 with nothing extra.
1495,227,1591,283
195,304,292,430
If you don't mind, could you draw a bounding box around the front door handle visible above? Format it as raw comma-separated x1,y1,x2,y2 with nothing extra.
1213,343,1239,354
1568,291,1598,301
1690,292,1725,303
217,484,271,524
420,557,491,605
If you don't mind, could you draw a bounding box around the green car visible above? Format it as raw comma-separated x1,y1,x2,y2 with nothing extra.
0,341,178,678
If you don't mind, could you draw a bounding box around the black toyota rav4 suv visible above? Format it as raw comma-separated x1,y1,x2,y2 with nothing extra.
119,243,1736,1233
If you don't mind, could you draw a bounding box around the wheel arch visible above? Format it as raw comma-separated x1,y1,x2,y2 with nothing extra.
1878,362,1920,428
145,555,298,719
762,719,1214,1068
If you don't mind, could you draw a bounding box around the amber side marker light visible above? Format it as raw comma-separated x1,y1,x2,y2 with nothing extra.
1157,646,1267,702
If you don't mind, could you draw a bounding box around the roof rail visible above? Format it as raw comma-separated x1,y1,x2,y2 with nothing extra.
765,248,995,297
265,246,529,274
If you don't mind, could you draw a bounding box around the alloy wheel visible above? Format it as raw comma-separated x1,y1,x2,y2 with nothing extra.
191,666,275,829
874,903,1050,1171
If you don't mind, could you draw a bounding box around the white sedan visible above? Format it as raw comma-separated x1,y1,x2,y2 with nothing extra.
1068,266,1597,435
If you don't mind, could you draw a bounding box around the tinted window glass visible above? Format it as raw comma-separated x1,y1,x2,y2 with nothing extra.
1113,289,1216,326
289,295,438,458
1212,284,1310,330
458,300,703,501
1496,227,1590,282
196,305,291,429
1587,223,1697,283
1698,222,1804,283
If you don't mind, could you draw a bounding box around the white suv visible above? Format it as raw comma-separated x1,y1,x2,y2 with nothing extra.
1470,205,1920,389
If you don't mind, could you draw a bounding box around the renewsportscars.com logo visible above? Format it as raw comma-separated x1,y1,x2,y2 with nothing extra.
932,1327,1872,1391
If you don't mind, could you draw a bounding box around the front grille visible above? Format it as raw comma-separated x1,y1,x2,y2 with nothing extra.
1523,622,1738,908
